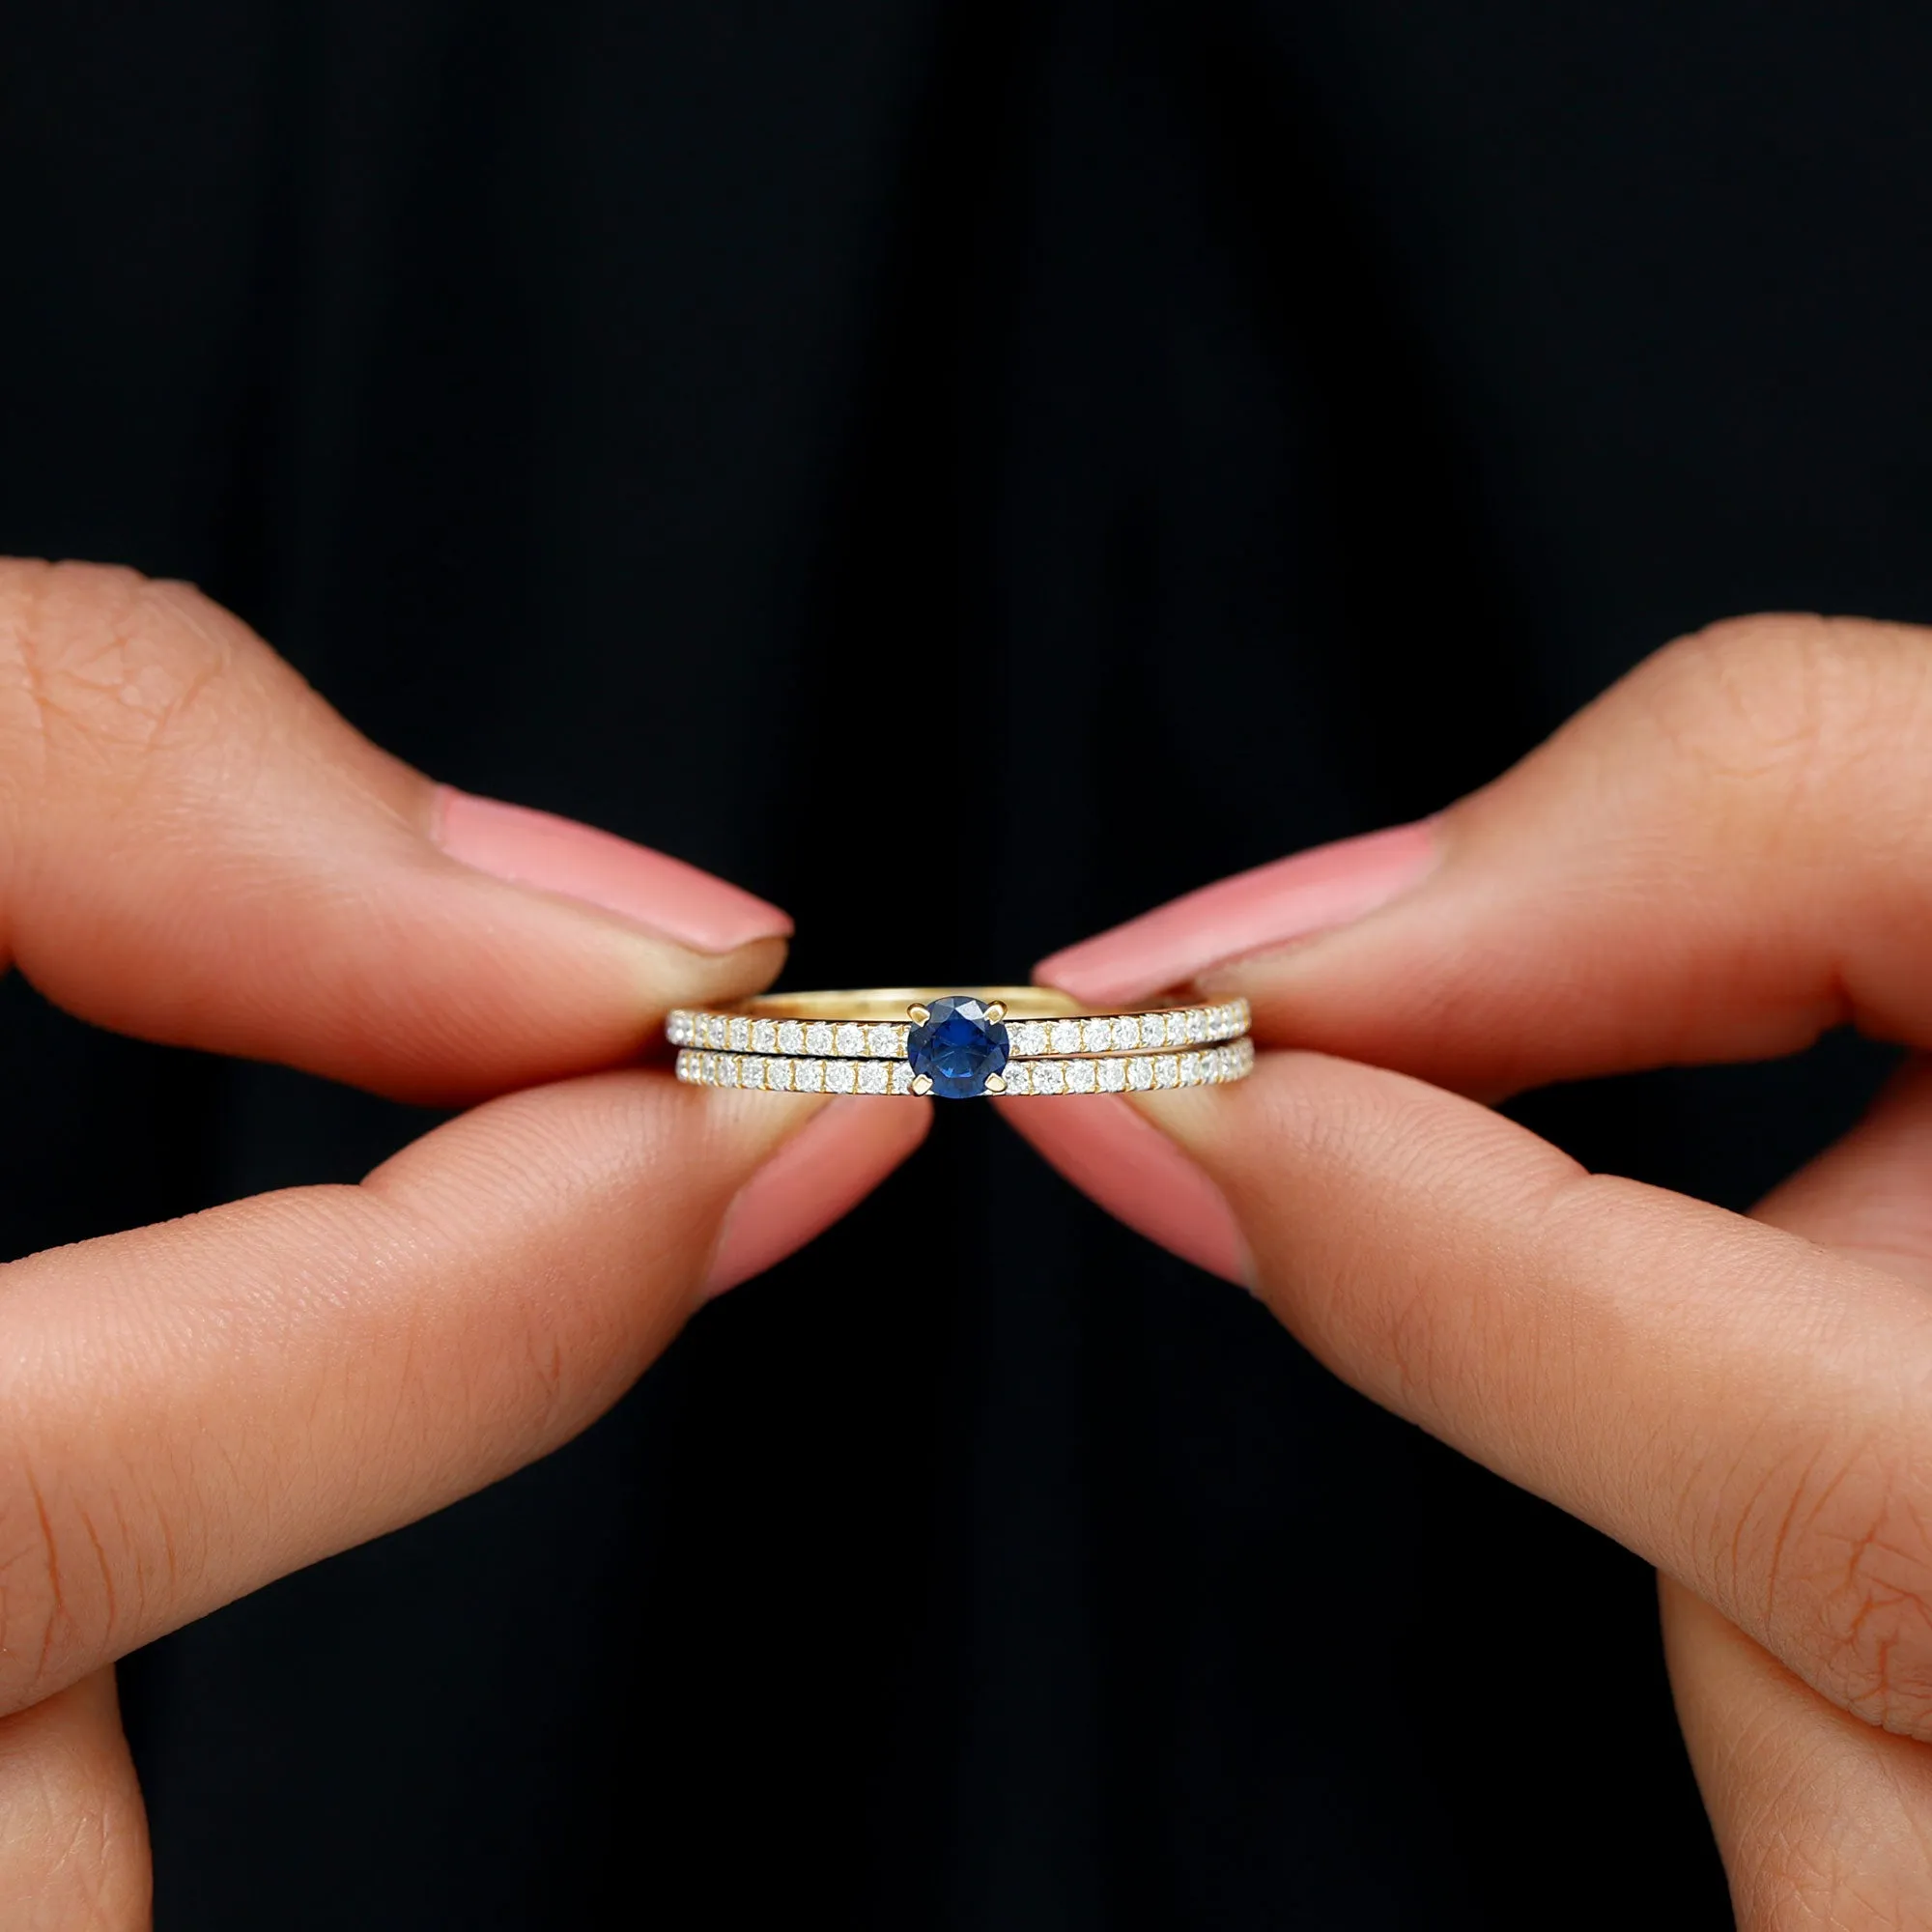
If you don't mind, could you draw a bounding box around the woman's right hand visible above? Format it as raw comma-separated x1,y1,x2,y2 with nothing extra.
1021,614,1932,1926
0,560,928,1925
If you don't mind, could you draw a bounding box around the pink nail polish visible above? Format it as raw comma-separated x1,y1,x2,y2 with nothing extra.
434,788,791,954
998,1094,1251,1286
1036,819,1439,1006
705,1096,930,1296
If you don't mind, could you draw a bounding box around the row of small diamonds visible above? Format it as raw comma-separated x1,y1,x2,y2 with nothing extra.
668,1015,913,1057
676,1050,916,1094
1001,1037,1254,1095
672,1037,1254,1097
665,1000,1250,1059
1005,1004,1248,1057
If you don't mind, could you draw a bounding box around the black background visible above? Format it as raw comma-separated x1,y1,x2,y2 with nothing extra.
2,3,1926,1925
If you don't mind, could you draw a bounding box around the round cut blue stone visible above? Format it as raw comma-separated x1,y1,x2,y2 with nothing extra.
906,995,1010,1099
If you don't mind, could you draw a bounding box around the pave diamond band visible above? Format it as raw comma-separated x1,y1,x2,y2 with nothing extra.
665,986,1254,1100
675,1037,1255,1097
667,993,1250,1060
677,1051,919,1095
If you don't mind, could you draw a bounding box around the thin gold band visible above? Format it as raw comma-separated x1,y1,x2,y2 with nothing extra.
725,985,1083,1021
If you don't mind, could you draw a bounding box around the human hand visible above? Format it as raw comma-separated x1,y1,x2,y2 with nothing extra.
1014,616,1932,1926
0,561,927,1924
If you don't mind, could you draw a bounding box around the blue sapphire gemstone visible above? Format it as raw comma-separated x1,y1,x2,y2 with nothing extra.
906,995,1010,1099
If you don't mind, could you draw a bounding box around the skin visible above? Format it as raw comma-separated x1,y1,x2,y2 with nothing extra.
0,559,931,1922
9,568,1925,1921
1013,614,1932,1926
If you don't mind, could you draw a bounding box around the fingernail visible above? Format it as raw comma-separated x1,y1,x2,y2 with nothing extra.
1036,819,1439,1006
997,1094,1251,1286
705,1096,929,1297
433,788,791,953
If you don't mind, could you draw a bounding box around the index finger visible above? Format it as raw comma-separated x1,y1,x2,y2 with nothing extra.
1037,614,1932,1095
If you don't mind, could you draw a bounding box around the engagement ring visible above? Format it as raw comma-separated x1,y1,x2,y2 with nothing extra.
668,987,1254,1099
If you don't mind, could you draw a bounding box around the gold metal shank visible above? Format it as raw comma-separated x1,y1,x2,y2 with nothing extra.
727,985,1086,1023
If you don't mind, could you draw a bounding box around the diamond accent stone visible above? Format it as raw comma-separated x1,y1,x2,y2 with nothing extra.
718,1055,741,1087
1111,1015,1139,1050
1165,1011,1191,1047
1153,1056,1179,1088
1081,1017,1113,1053
794,1060,825,1093
1034,1062,1066,1096
1003,1064,1033,1095
705,1014,728,1048
769,1059,795,1091
1065,1060,1097,1094
1099,1059,1128,1093
727,1017,751,1051
1138,1014,1166,1048
1179,1053,1202,1086
867,1023,902,1058
1009,1020,1048,1057
826,1061,857,1094
778,1021,806,1054
1127,1058,1154,1090
805,1021,836,1055
751,1018,779,1053
667,1010,690,1045
889,1063,915,1094
835,1022,866,1057
858,1062,889,1095
740,1056,767,1090
1050,1018,1082,1054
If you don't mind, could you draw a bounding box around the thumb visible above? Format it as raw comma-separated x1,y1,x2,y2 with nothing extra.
0,559,789,1101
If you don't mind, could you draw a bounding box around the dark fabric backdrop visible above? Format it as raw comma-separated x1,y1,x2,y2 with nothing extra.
1,3,1923,1925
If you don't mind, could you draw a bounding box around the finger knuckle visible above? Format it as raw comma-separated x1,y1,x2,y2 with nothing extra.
1635,613,1930,820
0,559,250,797
0,1464,121,1716
1750,1435,1932,1739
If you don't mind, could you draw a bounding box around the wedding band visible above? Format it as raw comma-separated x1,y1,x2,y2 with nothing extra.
668,987,1254,1100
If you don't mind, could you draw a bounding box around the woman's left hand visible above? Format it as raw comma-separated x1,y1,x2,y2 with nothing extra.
1015,614,1932,1928
0,561,931,1921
